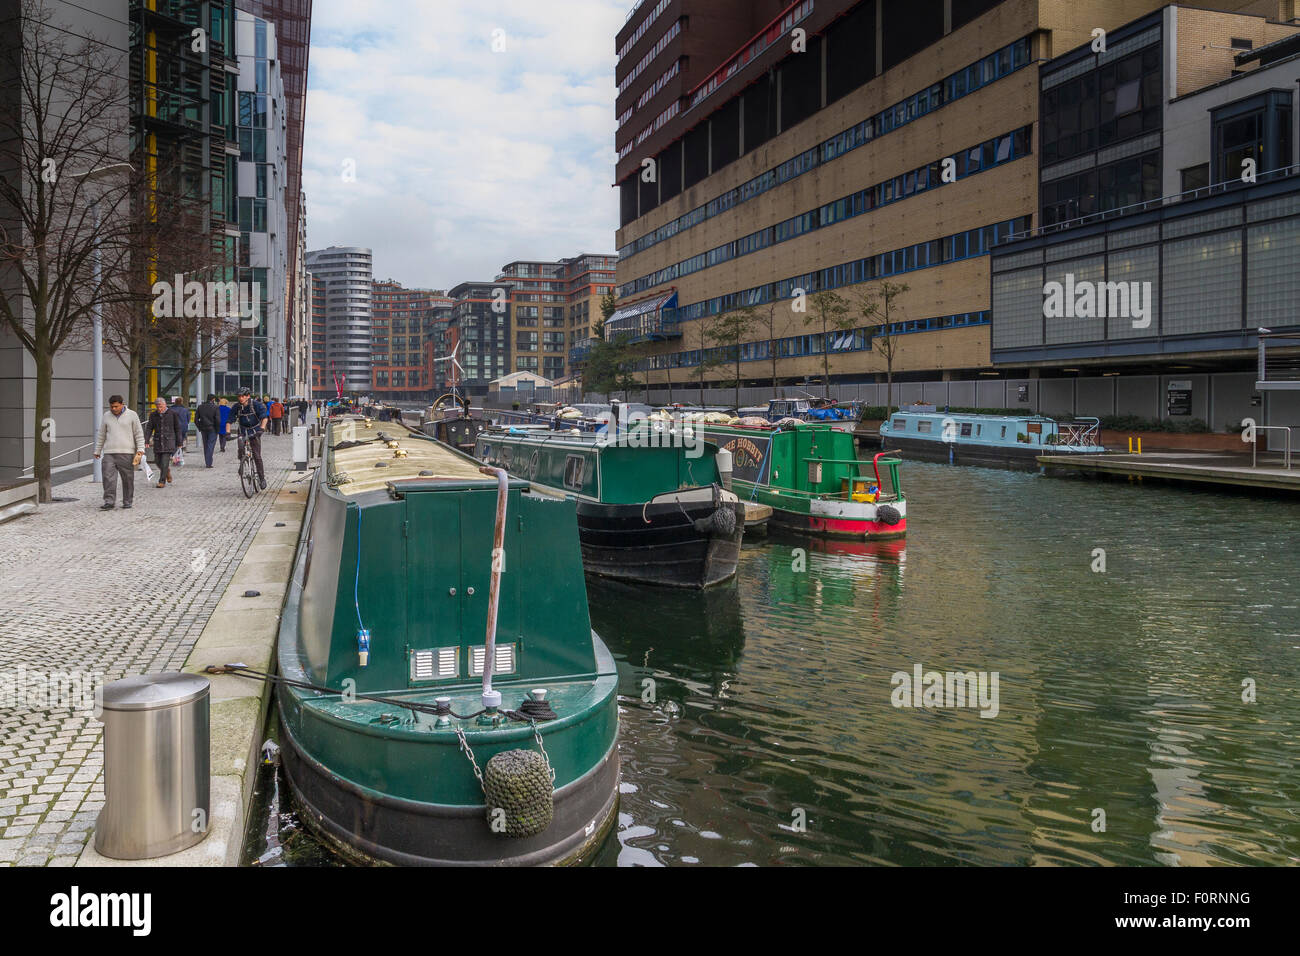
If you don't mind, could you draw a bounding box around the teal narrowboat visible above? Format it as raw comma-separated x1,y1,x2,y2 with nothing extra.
474,427,744,588
879,411,1105,469
272,417,619,865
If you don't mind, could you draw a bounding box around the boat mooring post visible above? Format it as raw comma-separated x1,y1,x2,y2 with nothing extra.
478,466,509,714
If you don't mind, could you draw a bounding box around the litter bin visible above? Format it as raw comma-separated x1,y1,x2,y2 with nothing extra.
94,673,210,859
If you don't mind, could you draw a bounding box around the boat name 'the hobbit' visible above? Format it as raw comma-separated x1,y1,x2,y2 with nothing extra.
890,665,1000,718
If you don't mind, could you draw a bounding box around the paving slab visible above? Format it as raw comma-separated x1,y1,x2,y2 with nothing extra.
0,435,304,867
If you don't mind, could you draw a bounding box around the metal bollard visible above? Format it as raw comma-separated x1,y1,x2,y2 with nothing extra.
94,673,211,859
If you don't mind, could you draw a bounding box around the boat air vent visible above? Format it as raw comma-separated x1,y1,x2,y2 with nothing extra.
410,647,458,682
469,643,517,677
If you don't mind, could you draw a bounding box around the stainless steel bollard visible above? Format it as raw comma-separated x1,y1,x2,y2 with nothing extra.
94,673,210,859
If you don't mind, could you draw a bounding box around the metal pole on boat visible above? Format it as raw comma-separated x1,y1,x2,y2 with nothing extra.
478,466,509,711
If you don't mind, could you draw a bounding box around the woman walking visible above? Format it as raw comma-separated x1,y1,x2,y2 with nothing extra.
144,397,184,488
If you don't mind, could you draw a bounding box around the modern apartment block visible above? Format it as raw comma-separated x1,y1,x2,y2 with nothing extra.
559,254,618,377
234,0,313,357
497,261,570,382
306,246,374,395
989,6,1300,432
213,9,290,397
310,272,327,396
291,196,312,397
611,0,1293,395
447,281,513,394
371,281,448,400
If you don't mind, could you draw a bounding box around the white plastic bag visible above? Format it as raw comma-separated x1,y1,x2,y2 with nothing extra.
141,457,154,482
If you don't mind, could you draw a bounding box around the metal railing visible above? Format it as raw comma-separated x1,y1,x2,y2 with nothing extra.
1056,418,1101,448
1251,426,1292,470
19,442,95,475
1007,164,1300,243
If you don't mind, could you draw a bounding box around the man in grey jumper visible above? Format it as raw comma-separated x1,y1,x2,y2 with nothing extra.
93,395,146,510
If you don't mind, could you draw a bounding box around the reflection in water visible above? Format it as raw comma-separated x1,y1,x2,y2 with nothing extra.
589,461,1300,867
251,457,1300,867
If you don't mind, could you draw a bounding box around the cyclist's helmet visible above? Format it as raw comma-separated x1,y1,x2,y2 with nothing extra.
239,387,252,397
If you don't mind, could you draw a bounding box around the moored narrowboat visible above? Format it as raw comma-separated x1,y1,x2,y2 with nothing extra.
662,418,907,540
273,417,619,865
474,427,744,589
879,411,1105,469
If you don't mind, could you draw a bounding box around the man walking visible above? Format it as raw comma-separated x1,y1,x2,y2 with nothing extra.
234,387,269,490
197,394,221,467
93,395,145,510
169,397,190,468
269,397,284,436
145,397,184,488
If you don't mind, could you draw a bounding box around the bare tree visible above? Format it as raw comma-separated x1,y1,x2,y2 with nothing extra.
858,280,910,417
711,304,758,411
0,1,132,501
763,301,781,395
804,290,852,399
690,314,722,406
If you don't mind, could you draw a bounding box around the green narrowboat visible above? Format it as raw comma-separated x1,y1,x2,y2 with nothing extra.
272,417,619,865
473,427,744,589
665,419,908,540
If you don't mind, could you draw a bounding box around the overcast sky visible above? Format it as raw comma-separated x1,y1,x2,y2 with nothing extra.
303,0,630,290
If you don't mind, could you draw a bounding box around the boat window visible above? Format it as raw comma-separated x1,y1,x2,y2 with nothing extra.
480,443,492,461
528,450,540,478
976,425,982,436
916,420,933,433
500,446,513,468
564,455,585,490
892,418,905,430
960,423,972,437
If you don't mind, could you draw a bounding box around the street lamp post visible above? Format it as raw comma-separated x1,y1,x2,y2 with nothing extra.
73,162,134,484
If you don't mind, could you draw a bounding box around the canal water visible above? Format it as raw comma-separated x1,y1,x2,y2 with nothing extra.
245,461,1300,866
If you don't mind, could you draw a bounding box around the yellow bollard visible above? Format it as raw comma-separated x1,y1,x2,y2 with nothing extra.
1128,437,1133,454
1137,436,1142,455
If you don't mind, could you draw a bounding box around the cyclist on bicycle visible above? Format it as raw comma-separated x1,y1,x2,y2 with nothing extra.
234,387,269,490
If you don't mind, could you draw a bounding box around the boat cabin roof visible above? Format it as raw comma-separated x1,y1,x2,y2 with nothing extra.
328,417,487,497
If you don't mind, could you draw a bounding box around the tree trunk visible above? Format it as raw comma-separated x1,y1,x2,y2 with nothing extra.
887,366,894,418
822,320,831,399
34,343,54,503
128,349,142,412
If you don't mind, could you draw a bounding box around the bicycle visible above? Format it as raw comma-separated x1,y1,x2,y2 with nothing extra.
237,426,263,498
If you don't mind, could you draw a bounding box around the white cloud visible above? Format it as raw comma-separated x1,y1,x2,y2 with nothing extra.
303,0,630,289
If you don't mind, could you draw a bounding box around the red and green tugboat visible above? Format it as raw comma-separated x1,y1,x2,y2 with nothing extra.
675,418,907,539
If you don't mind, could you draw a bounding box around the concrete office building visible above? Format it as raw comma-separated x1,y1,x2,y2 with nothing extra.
306,246,374,395
990,6,1300,433
610,0,1295,398
0,0,131,485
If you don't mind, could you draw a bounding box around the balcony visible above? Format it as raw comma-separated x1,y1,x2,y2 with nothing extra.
604,290,681,344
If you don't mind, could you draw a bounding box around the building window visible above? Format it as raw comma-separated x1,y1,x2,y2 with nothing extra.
1180,163,1209,195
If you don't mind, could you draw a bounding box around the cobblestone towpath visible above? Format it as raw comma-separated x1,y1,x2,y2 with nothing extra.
0,434,301,866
